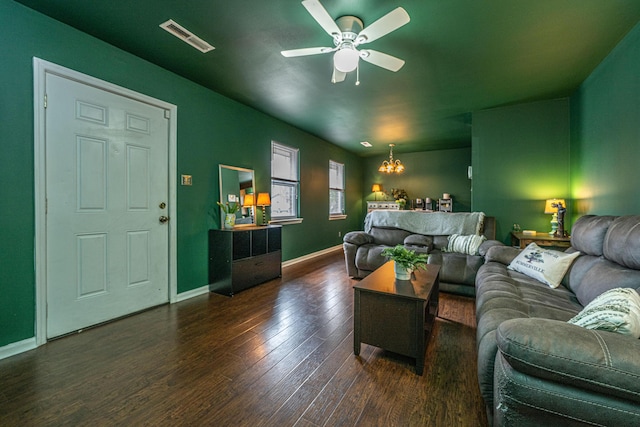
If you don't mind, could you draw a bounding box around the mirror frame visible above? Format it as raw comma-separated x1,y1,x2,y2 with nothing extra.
218,164,256,228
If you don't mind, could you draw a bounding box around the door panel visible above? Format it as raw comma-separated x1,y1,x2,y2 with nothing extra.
45,73,169,338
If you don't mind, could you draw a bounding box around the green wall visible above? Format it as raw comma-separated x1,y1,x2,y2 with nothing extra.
472,99,571,243
0,0,363,347
363,147,472,212
570,20,640,219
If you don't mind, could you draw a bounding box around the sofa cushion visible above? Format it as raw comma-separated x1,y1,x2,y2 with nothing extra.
475,261,583,412
484,244,520,265
568,256,640,306
403,234,433,250
369,227,412,247
603,215,640,269
428,250,483,286
343,231,373,246
354,244,388,272
446,233,486,255
568,288,640,338
507,243,580,288
570,215,616,256
496,318,640,405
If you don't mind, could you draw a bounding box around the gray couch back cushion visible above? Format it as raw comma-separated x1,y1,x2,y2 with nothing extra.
604,215,640,269
568,215,640,306
369,227,412,246
570,258,640,306
570,215,616,256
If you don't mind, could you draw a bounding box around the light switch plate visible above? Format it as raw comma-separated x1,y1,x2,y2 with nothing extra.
181,174,192,186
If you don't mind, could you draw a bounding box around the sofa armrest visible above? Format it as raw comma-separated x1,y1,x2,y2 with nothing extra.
484,245,520,265
478,239,504,257
497,318,640,403
403,234,433,250
343,231,374,246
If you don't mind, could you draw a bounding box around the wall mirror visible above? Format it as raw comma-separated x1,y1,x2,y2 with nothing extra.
219,164,256,228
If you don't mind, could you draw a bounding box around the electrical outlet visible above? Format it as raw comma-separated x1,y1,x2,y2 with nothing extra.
338,231,342,237
181,174,192,186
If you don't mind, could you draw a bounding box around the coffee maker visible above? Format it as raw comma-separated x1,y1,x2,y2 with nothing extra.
414,198,423,210
424,197,433,211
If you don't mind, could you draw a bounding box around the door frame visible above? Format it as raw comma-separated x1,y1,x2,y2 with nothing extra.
33,58,178,346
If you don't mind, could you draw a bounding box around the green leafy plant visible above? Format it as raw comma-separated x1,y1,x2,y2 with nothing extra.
217,201,239,214
381,245,428,271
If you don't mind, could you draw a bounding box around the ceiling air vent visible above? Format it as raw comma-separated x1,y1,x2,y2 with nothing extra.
159,19,215,53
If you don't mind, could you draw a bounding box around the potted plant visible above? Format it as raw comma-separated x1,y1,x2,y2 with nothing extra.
217,201,239,229
391,188,409,210
381,245,429,280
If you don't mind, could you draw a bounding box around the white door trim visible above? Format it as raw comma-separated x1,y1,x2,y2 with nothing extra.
33,57,178,346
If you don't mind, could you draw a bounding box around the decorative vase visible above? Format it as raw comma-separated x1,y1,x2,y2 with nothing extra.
224,213,236,229
394,262,412,280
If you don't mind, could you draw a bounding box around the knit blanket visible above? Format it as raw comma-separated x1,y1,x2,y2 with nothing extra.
364,211,485,236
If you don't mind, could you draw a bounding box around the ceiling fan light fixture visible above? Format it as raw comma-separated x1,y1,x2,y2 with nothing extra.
334,48,359,73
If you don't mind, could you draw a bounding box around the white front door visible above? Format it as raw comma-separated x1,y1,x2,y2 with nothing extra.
45,72,170,338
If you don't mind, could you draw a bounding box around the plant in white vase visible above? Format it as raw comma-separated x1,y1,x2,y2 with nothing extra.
217,201,239,229
381,245,428,280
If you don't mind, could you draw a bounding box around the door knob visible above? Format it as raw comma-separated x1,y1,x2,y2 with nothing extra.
159,215,170,224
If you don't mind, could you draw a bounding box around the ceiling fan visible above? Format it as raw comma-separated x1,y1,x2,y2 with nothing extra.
281,0,410,84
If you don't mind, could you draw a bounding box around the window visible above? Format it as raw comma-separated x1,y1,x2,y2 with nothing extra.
329,160,346,219
271,141,300,220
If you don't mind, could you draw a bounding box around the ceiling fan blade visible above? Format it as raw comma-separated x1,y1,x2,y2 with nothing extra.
331,67,346,83
302,0,342,39
360,50,405,72
356,7,410,45
281,46,334,57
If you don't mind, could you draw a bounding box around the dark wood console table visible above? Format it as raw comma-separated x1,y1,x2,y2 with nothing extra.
510,231,571,249
353,262,440,375
208,225,282,296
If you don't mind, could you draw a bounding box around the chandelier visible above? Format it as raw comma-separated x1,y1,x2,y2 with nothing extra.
378,144,405,174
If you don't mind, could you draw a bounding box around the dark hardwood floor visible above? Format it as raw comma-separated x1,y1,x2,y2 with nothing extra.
0,251,487,426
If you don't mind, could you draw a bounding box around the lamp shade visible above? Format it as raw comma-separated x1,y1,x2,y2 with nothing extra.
544,198,566,214
256,193,271,206
242,193,255,207
372,184,382,192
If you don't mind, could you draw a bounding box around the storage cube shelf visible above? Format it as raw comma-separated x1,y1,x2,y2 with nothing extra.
208,225,282,296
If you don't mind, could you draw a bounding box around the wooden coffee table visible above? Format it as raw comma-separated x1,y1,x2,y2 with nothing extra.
353,262,440,375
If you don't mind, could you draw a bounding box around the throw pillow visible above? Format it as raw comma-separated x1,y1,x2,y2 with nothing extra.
446,234,487,256
508,243,580,288
568,288,640,338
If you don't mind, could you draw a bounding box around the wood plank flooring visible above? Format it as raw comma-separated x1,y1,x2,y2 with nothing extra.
0,251,487,426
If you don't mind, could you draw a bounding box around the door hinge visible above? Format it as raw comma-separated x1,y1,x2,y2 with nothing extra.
44,94,47,109
164,109,170,119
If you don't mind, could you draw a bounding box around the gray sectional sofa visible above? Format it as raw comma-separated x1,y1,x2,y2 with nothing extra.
475,215,640,426
343,211,500,296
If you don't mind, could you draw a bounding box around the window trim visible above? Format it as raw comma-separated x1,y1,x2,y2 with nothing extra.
270,141,302,222
329,159,346,220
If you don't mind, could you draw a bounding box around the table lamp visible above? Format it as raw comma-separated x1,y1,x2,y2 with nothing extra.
544,198,566,235
256,193,271,225
372,184,382,201
242,193,255,223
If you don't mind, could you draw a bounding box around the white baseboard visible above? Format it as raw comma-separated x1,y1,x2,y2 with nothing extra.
283,244,343,268
0,337,37,360
175,285,210,302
